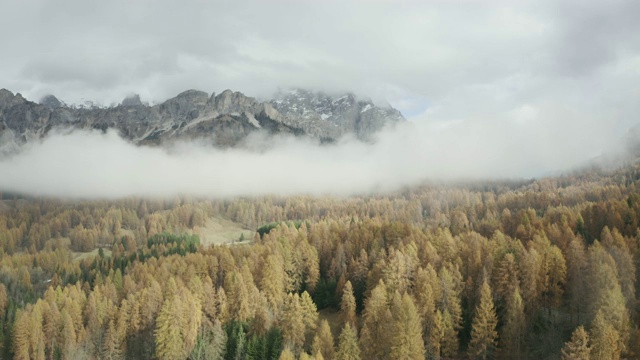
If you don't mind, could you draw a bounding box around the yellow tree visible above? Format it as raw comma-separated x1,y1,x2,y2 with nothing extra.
561,326,590,360
181,290,203,356
438,265,462,357
587,243,630,345
312,319,335,360
0,283,7,318
590,311,622,360
336,323,361,360
389,292,425,360
262,255,286,313
224,270,252,322
414,265,440,357
251,292,273,336
155,279,184,360
468,281,498,360
60,311,77,359
340,281,357,330
601,227,637,319
29,303,46,360
359,280,391,359
280,293,306,354
42,300,60,358
102,318,123,360
428,310,445,360
12,309,31,360
279,346,296,360
500,286,525,359
216,287,229,324
494,253,518,305
566,236,588,325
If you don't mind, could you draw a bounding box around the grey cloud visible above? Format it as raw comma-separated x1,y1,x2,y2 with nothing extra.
549,0,640,77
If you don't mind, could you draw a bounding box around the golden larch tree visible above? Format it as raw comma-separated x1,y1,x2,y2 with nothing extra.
312,319,335,360
561,326,590,360
359,280,391,359
500,286,526,359
468,281,498,360
389,292,425,360
336,323,361,360
340,281,357,330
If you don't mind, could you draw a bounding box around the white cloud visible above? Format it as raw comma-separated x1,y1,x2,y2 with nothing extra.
0,112,617,199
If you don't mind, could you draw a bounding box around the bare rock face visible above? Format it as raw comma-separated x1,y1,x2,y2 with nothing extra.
0,87,405,154
270,89,405,140
40,94,64,109
121,94,143,107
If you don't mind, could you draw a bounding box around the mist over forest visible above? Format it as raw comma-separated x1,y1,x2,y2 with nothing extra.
0,118,632,199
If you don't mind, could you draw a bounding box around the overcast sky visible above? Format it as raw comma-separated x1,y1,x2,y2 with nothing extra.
0,0,639,196
0,1,638,118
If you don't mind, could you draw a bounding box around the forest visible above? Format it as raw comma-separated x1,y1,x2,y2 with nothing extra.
1,163,640,360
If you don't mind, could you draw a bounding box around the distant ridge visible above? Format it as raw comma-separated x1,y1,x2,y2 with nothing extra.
0,88,405,154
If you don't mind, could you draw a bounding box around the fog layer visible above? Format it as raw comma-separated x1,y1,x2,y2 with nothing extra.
0,116,619,198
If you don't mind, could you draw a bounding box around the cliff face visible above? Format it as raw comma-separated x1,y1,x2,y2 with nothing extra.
0,88,405,154
270,89,405,140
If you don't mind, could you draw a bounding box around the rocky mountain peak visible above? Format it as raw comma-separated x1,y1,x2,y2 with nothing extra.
270,88,404,139
40,94,64,109
0,89,26,108
212,90,262,114
121,94,143,107
173,90,209,107
0,87,406,154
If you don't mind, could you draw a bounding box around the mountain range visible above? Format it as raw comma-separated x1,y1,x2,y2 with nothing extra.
0,88,405,154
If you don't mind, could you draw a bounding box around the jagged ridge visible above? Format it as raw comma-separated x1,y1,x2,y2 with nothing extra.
0,88,405,154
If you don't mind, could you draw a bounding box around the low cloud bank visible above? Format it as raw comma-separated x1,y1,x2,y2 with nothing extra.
0,118,624,199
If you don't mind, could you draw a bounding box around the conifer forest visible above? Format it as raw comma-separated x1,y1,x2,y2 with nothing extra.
1,164,640,359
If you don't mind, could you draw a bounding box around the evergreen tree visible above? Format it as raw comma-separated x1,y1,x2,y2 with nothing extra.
190,320,228,360
225,321,247,360
266,328,284,360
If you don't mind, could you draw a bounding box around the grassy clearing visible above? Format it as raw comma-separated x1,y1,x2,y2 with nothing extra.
196,216,255,246
72,248,112,262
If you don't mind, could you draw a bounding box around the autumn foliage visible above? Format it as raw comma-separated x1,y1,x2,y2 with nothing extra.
1,164,640,358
